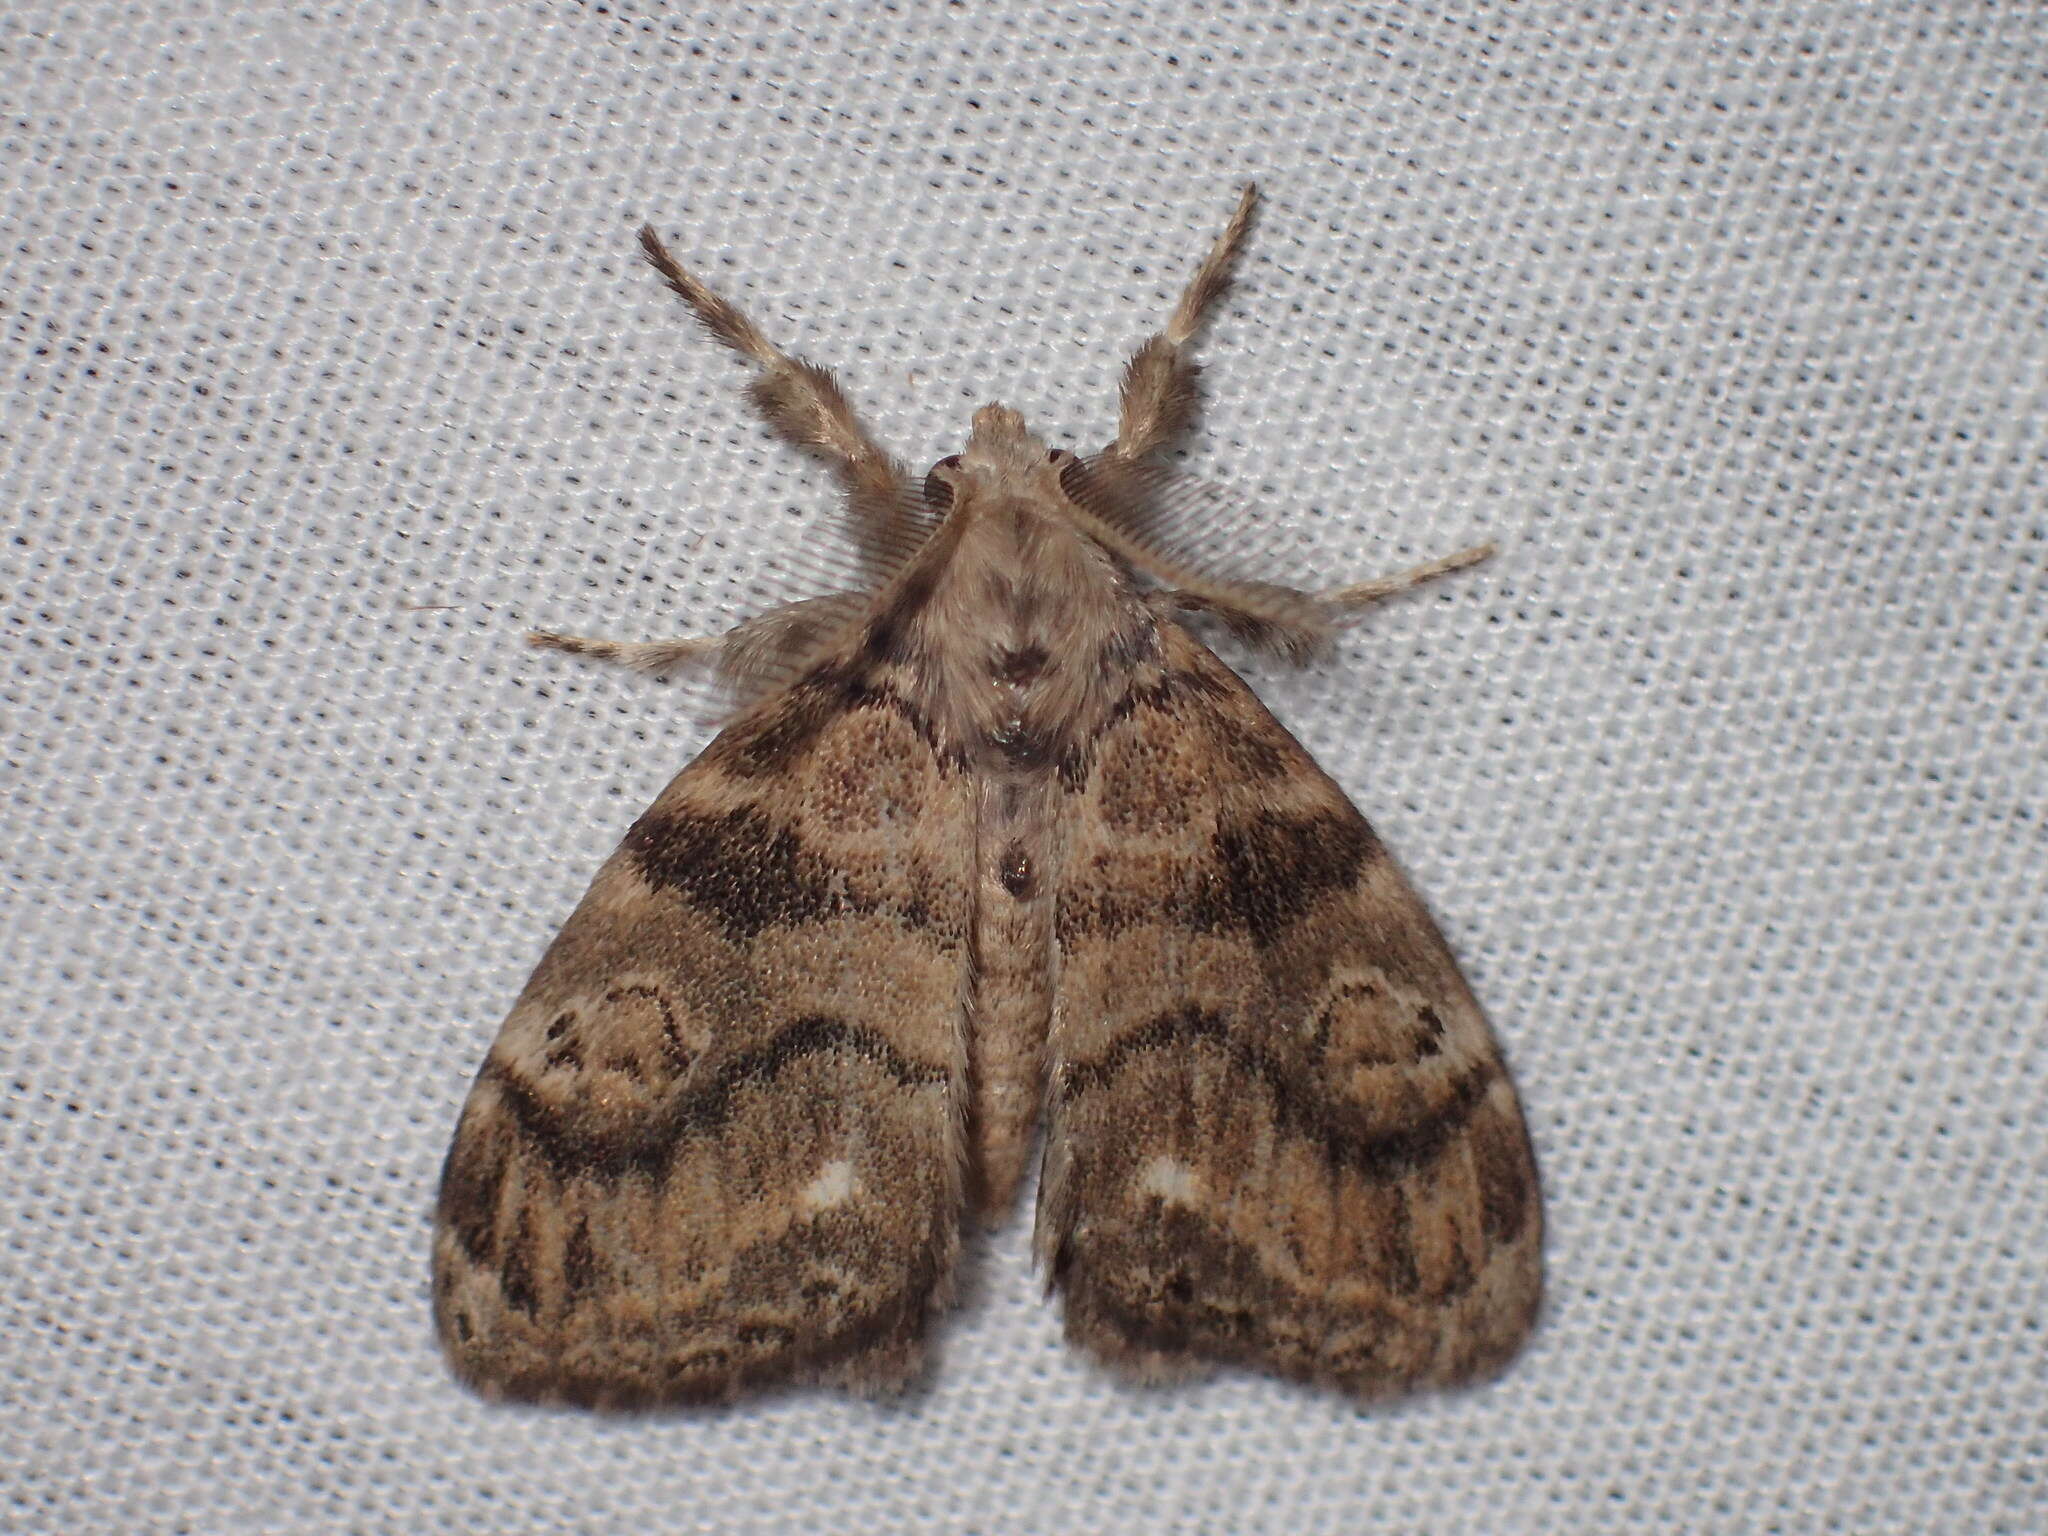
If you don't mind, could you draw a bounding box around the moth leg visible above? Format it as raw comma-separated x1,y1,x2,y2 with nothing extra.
1109,184,1260,462
1313,541,1497,625
1160,576,1331,662
528,591,870,683
637,225,921,575
1156,541,1496,659
525,628,723,677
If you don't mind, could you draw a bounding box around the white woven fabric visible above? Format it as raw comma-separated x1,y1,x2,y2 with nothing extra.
6,2,2043,1531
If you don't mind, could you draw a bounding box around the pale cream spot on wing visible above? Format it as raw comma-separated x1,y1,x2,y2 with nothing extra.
1138,1155,1205,1207
799,1159,861,1214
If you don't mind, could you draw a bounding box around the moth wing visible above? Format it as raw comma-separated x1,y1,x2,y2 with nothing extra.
433,658,972,1406
1040,618,1541,1397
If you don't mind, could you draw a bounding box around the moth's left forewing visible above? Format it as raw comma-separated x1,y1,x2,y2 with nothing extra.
1040,616,1541,1399
433,644,975,1407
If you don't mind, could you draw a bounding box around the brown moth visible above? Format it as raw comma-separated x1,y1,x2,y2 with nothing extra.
431,186,1542,1407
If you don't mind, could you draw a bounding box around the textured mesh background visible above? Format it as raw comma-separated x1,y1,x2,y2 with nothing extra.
5,2,2044,1532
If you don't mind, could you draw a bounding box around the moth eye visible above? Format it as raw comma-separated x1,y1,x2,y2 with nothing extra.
1047,448,1072,463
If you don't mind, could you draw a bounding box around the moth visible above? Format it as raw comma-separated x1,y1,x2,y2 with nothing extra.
432,186,1542,1407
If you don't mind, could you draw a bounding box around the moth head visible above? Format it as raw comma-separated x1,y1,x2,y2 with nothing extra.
924,404,1075,513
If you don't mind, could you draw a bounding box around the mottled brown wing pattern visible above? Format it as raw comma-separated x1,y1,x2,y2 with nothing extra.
1039,615,1540,1398
432,654,974,1406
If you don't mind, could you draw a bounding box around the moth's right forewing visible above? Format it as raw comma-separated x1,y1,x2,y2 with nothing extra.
433,659,973,1407
1040,617,1541,1399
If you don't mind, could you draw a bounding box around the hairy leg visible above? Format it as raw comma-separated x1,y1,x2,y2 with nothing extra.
638,226,925,574
528,590,871,692
525,629,722,677
1155,541,1498,660
1109,184,1260,463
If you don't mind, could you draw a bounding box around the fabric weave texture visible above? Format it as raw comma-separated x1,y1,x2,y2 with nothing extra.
4,3,2042,1532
